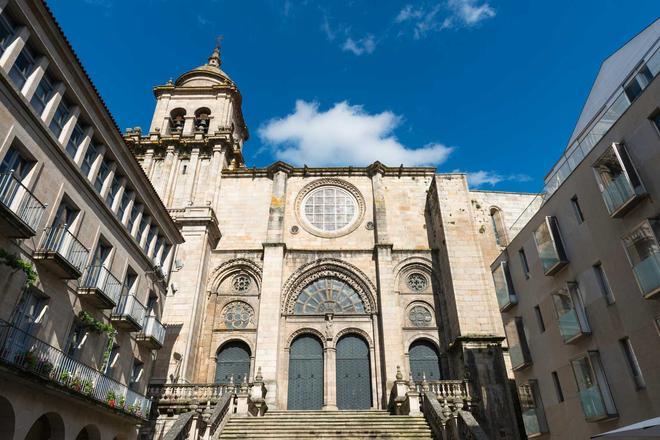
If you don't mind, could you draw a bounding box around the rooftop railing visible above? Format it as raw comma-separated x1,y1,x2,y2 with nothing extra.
0,320,151,418
0,171,46,234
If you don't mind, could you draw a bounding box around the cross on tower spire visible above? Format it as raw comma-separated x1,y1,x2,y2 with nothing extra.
208,35,223,68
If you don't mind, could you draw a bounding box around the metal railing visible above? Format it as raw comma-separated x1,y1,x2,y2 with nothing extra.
0,171,46,232
600,173,636,214
80,265,123,305
0,320,151,418
39,225,89,273
112,293,146,328
141,315,166,345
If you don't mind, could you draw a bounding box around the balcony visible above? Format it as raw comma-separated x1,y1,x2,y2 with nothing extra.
137,315,165,349
593,143,646,218
0,320,151,419
492,261,517,311
111,294,146,332
506,317,532,370
78,266,123,309
0,172,46,238
571,351,618,422
35,226,89,279
552,283,591,343
518,382,547,438
623,220,660,299
533,216,568,276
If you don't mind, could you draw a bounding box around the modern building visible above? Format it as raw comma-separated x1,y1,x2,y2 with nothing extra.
121,34,545,438
492,19,660,440
0,0,183,439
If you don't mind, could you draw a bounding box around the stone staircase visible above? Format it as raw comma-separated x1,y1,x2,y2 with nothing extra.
218,410,434,439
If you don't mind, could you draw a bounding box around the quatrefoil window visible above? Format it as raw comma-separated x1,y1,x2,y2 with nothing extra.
409,305,432,327
232,274,251,293
407,273,428,292
222,302,254,329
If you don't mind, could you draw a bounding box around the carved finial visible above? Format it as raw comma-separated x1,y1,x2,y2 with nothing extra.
229,374,234,385
396,366,403,381
255,366,263,382
208,36,223,68
408,371,415,387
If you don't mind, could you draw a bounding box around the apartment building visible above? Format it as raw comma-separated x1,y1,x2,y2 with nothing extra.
0,1,183,439
492,19,660,439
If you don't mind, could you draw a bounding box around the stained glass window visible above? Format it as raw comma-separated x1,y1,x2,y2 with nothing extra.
223,302,254,329
294,278,365,315
303,186,357,232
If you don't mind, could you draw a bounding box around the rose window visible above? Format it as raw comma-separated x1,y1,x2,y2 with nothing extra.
222,302,254,329
302,186,358,232
407,273,428,292
232,274,251,293
409,306,432,327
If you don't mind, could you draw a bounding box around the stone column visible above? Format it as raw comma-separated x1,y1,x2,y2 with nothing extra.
186,147,201,205
323,344,338,410
156,145,175,199
209,144,226,208
367,162,405,407
254,162,293,408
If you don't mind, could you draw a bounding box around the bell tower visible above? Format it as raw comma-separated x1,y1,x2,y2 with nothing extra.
124,45,248,384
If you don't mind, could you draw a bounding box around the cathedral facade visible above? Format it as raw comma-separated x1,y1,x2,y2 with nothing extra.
127,47,540,439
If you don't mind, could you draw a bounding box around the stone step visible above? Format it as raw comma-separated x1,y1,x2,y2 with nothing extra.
222,425,432,432
223,422,429,428
219,434,433,439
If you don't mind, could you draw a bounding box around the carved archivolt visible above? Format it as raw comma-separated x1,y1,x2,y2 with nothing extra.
286,327,327,349
393,257,440,292
294,178,366,238
207,258,263,294
334,327,373,348
281,259,377,315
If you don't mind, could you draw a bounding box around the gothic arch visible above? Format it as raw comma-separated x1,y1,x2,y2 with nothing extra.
281,259,377,315
206,258,263,294
334,327,373,348
215,336,255,359
286,328,326,350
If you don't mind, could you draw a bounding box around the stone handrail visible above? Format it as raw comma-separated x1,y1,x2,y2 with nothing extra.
422,390,450,440
148,383,229,406
457,410,489,440
208,392,234,440
162,410,195,440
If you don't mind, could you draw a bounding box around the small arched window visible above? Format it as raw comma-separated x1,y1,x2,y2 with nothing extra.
490,207,508,247
169,108,186,133
194,107,211,133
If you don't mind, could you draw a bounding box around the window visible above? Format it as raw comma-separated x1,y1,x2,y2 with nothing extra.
66,320,87,359
129,359,144,391
505,317,532,370
302,186,358,232
552,283,591,343
592,143,645,217
127,203,140,233
146,294,158,317
0,146,34,179
105,174,121,208
620,337,645,389
8,46,35,89
117,189,133,222
169,108,186,133
144,226,157,253
124,269,138,296
12,289,46,335
551,371,564,403
135,217,148,244
409,305,433,327
533,216,568,275
624,65,653,102
90,237,112,267
294,278,366,315
65,123,85,159
94,157,111,192
533,305,545,333
80,144,98,177
194,107,211,133
571,351,617,421
222,301,255,329
622,220,660,298
30,72,54,115
232,274,251,293
52,199,78,229
103,344,120,377
49,100,70,137
492,261,517,310
407,273,428,292
490,207,508,246
518,248,530,278
571,195,584,223
518,381,548,437
593,263,615,304
0,13,15,55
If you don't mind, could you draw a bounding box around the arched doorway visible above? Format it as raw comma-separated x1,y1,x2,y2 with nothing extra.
288,334,324,410
25,412,65,440
215,341,251,384
0,396,15,440
75,425,101,440
336,334,371,410
409,340,441,382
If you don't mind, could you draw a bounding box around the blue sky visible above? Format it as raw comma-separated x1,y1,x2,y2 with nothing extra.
47,0,659,191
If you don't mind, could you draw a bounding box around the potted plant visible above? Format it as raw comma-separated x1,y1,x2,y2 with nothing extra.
81,379,94,396
106,389,117,408
59,370,71,384
37,359,54,376
118,395,126,409
70,376,83,392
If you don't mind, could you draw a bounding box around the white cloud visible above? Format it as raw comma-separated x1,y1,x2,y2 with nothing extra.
459,170,531,188
259,100,454,167
342,35,376,56
395,0,495,39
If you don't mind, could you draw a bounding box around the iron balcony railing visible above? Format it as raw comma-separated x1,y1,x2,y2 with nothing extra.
0,320,151,418
140,315,166,346
112,293,146,329
80,265,123,305
39,225,89,273
0,171,46,233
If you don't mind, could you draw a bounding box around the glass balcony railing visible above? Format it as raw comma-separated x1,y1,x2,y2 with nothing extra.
557,309,581,341
632,251,660,298
492,262,517,311
111,294,146,331
534,217,568,275
522,408,542,437
578,385,608,421
79,265,123,308
509,344,529,370
38,226,90,277
138,315,165,348
0,320,151,418
600,173,636,214
0,171,46,236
